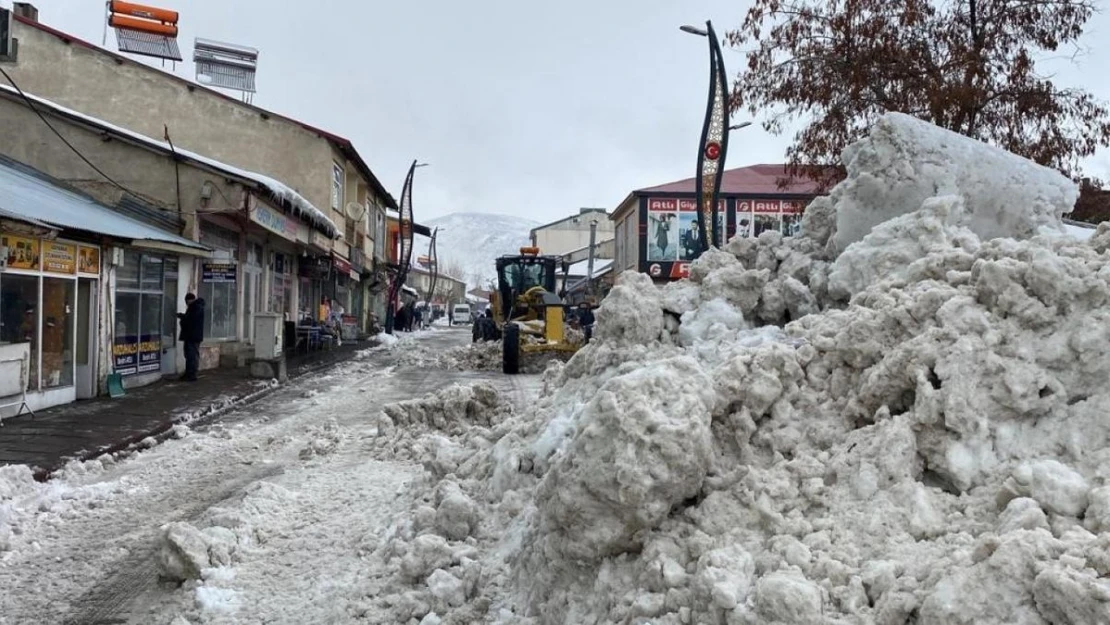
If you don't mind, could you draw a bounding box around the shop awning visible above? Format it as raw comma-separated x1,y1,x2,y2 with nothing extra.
0,158,211,257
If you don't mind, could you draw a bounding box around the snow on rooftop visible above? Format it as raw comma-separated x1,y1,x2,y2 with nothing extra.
0,84,339,239
566,258,613,276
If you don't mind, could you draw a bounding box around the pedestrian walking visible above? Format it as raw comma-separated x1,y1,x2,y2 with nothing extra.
177,293,205,381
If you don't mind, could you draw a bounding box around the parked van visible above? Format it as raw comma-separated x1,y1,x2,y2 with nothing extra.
451,303,472,326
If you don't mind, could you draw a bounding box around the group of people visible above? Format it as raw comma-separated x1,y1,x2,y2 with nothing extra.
395,302,433,332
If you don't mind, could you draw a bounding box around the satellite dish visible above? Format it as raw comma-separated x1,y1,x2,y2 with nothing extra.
345,202,366,221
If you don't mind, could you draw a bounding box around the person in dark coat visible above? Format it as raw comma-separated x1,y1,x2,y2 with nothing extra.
177,293,205,381
577,302,595,343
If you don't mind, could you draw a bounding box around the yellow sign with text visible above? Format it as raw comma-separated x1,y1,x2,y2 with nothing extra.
2,234,40,270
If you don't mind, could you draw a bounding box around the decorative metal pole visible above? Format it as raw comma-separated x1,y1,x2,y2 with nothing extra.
684,20,730,256
428,227,439,316
386,159,417,334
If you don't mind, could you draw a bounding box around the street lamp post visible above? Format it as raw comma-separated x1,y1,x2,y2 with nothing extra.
427,227,439,318
386,160,428,334
682,20,731,255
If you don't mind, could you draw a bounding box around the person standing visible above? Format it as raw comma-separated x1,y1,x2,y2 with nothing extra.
177,293,205,382
577,302,595,343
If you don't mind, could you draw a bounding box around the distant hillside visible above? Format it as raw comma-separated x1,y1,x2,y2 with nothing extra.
422,212,540,287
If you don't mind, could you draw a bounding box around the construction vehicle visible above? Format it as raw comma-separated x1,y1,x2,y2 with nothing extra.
475,247,584,374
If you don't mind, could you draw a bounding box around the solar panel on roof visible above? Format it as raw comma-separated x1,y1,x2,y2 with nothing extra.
194,37,258,94
115,27,182,61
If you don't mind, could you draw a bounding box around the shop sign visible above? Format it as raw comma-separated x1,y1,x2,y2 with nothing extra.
78,246,101,275
251,203,300,242
138,335,162,373
202,262,237,283
112,335,138,375
1,234,40,270
42,241,77,274
113,334,162,375
333,254,353,275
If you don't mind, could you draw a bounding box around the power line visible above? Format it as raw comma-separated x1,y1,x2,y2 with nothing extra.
0,65,228,215
0,65,141,197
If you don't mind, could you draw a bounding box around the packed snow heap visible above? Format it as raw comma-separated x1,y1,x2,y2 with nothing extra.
359,113,1110,624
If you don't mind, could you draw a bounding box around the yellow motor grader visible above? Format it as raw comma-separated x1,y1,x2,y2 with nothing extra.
474,247,584,374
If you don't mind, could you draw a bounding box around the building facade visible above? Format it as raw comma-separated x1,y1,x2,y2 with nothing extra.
529,208,614,257
611,164,821,282
0,156,210,417
3,9,395,333
0,87,342,388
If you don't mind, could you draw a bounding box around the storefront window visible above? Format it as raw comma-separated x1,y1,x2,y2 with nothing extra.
201,280,237,340
162,257,178,347
0,273,40,389
114,251,167,376
199,223,240,341
40,277,74,388
141,255,163,290
117,250,141,289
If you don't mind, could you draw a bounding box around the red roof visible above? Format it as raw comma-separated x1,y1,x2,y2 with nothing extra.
13,15,397,209
637,164,822,196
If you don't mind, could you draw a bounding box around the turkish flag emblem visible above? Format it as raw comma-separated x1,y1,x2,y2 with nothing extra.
705,142,721,161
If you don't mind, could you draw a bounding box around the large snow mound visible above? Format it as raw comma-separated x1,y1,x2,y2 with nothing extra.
831,112,1076,252
354,114,1110,624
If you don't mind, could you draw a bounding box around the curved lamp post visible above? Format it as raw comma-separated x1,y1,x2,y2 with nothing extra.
386,160,428,333
682,21,735,256
427,226,440,315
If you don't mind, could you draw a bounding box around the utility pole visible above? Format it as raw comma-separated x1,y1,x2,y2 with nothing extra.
586,219,598,301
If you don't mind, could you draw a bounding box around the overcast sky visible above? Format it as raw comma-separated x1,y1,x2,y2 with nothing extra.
11,1,1110,223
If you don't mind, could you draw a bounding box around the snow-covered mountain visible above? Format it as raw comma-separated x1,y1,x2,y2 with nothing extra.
420,212,541,287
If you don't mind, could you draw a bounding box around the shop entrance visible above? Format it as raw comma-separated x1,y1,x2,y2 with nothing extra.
76,277,98,399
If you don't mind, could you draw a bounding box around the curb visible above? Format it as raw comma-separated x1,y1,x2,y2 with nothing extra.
32,343,379,481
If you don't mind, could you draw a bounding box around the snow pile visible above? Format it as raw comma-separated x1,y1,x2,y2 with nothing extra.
355,113,1110,624
1,462,126,555
395,341,503,371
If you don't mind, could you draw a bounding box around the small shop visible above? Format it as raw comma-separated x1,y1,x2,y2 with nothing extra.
1,231,100,413
296,230,334,323
1,158,211,411
198,220,243,343
247,196,308,324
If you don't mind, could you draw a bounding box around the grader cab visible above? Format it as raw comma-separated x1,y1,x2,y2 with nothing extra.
477,247,583,374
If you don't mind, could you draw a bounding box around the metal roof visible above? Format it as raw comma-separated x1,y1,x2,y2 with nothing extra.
0,158,209,255
637,164,824,196
0,205,51,229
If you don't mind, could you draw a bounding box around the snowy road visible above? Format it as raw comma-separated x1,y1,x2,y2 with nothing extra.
0,327,539,625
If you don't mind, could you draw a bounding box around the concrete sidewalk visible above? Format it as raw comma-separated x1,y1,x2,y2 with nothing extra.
0,341,373,480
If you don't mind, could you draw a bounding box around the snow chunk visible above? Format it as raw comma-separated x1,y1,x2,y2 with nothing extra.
1005,459,1090,517
829,194,978,299
831,112,1075,252
751,571,824,624
157,521,242,581
595,271,664,345
426,569,467,608
529,356,715,561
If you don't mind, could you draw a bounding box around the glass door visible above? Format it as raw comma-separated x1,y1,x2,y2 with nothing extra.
161,258,178,375
76,278,97,399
